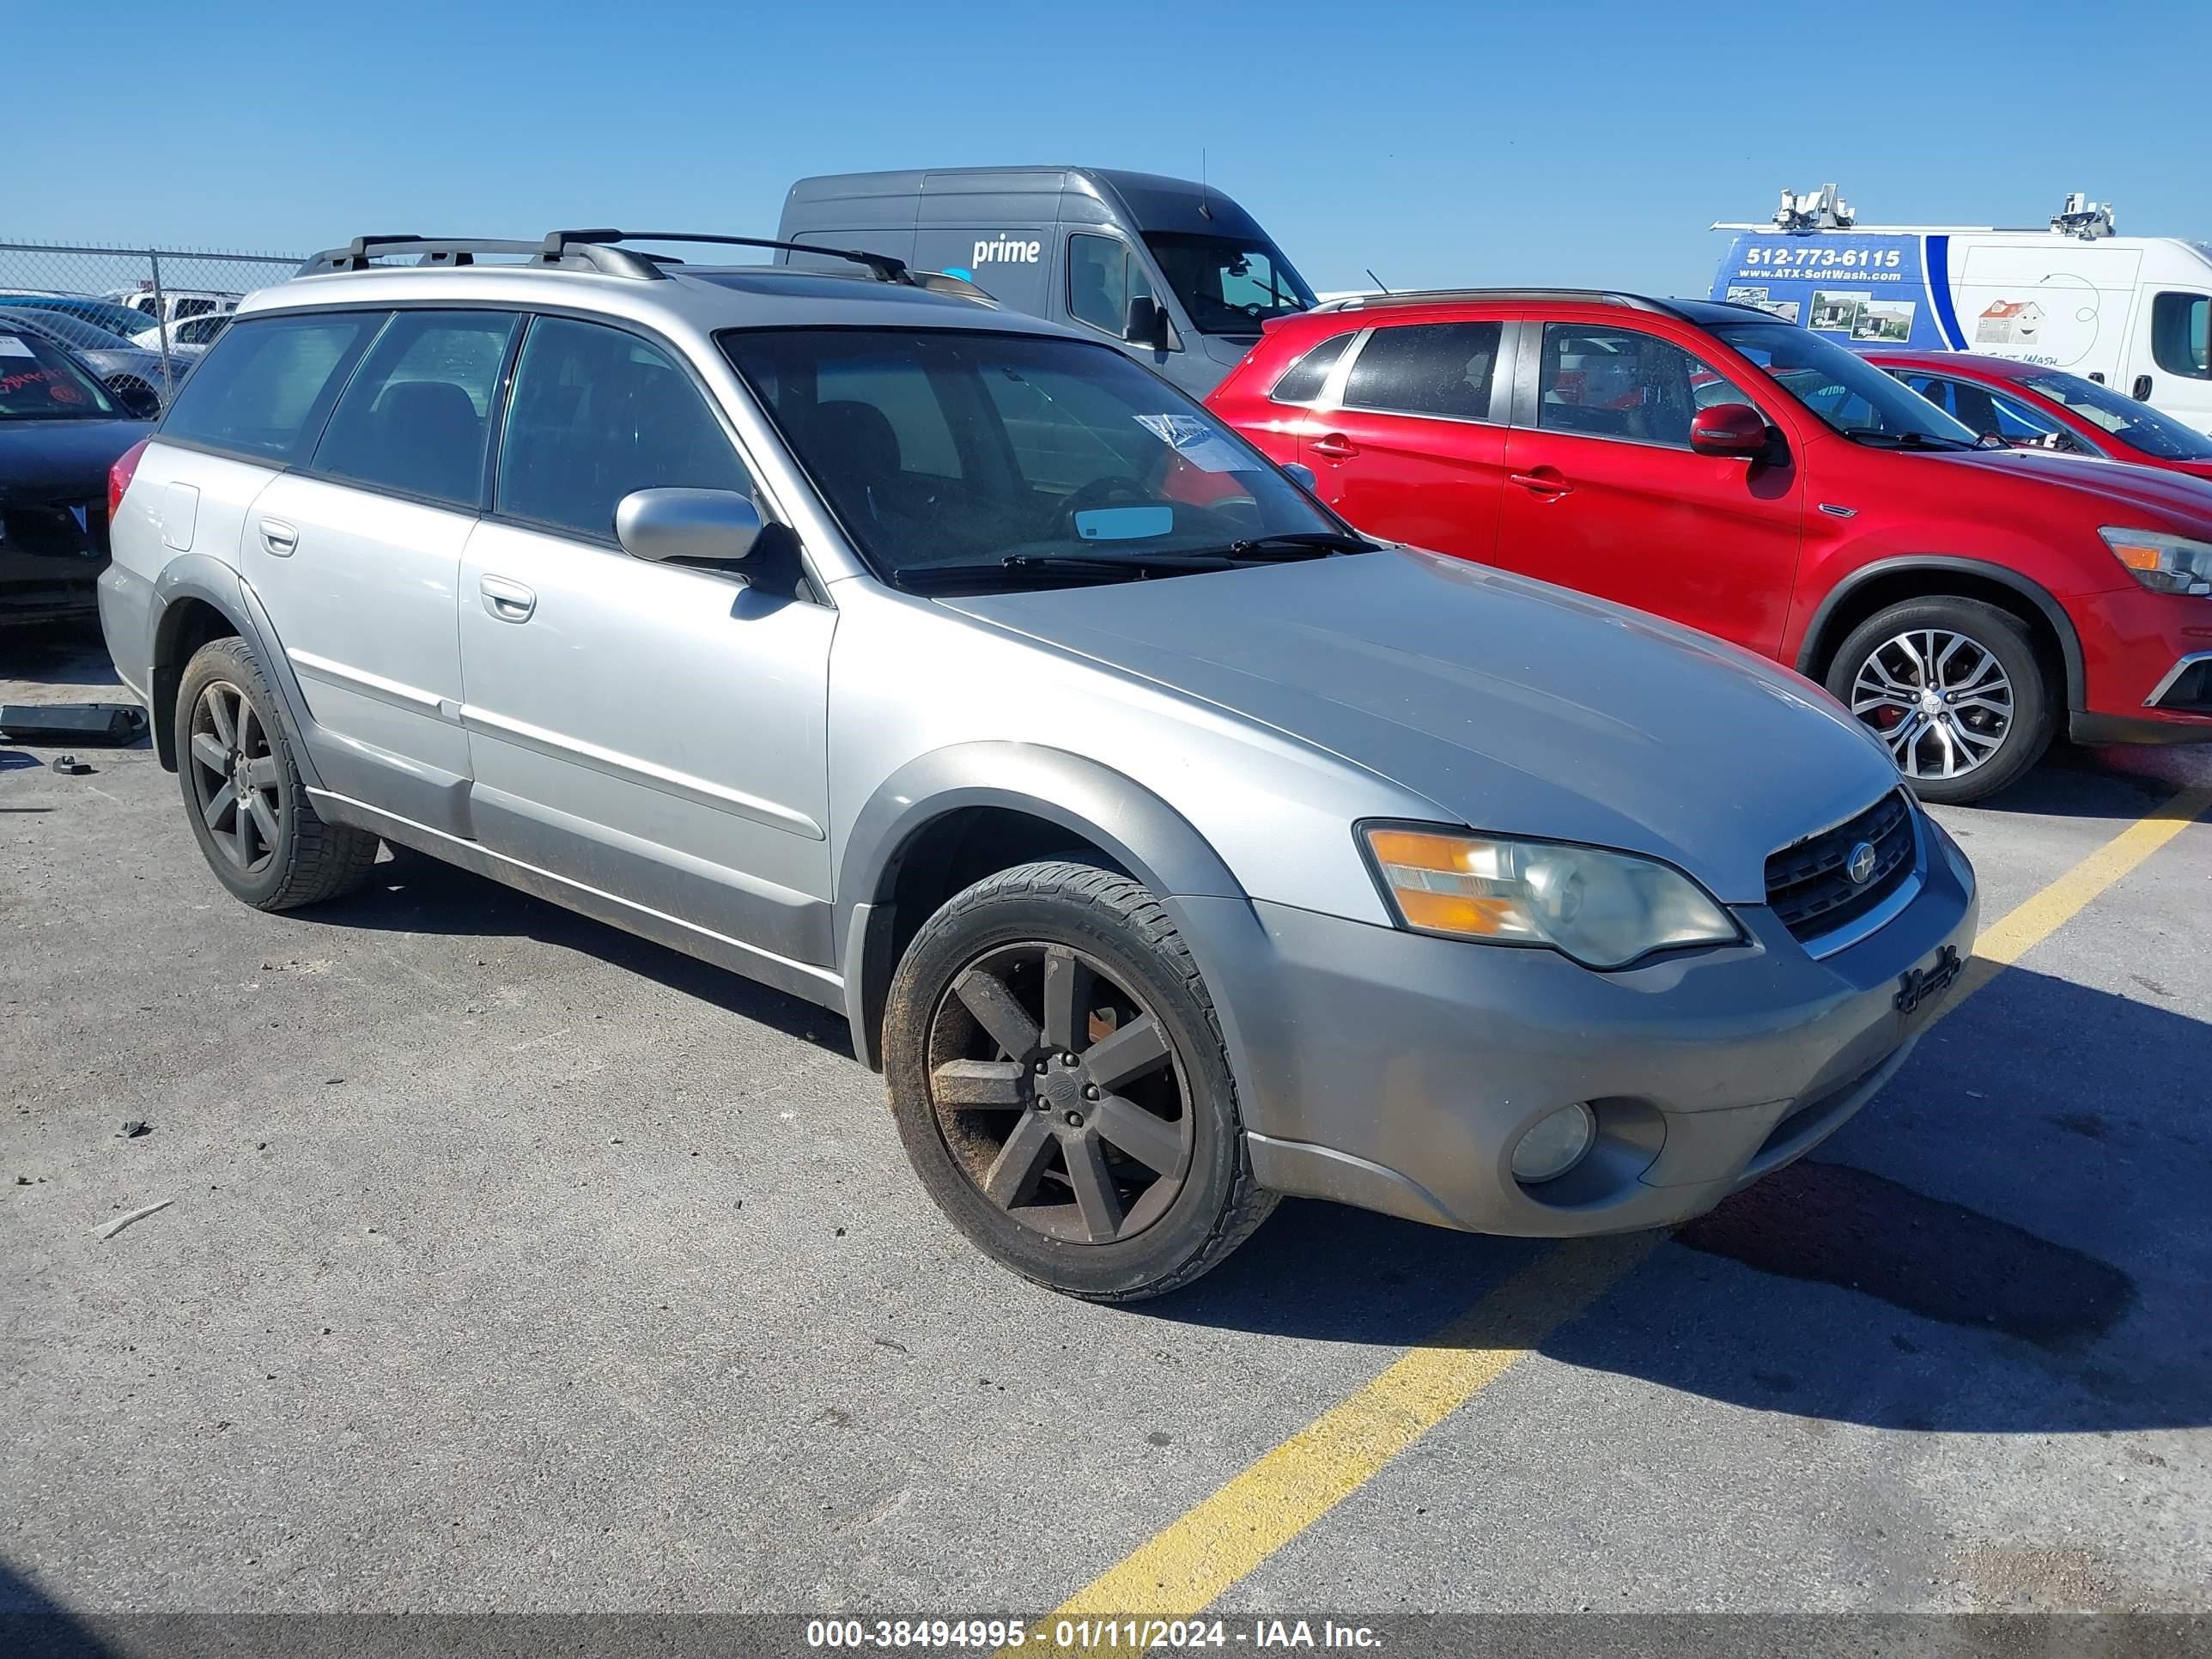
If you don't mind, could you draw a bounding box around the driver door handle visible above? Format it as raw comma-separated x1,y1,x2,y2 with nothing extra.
1310,433,1358,460
479,574,536,623
258,520,298,556
1510,469,1572,497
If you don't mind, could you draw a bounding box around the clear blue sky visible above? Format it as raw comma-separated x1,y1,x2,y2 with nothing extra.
14,0,2210,296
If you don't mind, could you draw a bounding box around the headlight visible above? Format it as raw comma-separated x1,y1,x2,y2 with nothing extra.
2100,526,2212,596
1360,825,1740,969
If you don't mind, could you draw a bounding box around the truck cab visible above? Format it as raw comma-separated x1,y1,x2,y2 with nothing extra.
775,167,1315,399
1710,185,2212,436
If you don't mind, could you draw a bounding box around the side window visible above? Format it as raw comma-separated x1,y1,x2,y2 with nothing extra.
1903,374,1955,416
1068,234,1150,338
175,298,216,321
2151,292,2210,380
1268,333,1351,404
311,310,519,507
156,311,385,462
1342,322,1502,421
497,317,752,542
1537,324,1745,447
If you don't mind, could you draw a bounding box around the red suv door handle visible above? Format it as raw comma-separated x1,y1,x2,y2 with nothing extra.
1510,469,1571,497
1310,433,1358,459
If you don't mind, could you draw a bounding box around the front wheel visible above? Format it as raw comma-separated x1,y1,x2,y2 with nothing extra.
1825,597,2055,805
883,861,1275,1301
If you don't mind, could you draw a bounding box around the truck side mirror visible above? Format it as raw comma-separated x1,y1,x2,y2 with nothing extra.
1123,295,1167,351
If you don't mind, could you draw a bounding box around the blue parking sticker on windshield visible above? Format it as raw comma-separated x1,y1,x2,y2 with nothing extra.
1075,505,1175,541
1135,412,1248,473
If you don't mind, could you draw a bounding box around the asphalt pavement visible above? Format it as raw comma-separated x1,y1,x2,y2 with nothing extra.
3,624,2209,1652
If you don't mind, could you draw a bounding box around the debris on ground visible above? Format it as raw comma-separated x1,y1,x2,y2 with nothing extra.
49,754,94,775
0,703,147,745
93,1199,175,1241
118,1120,150,1139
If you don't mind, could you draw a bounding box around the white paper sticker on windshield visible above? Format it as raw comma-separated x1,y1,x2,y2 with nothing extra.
1135,412,1248,473
0,337,34,358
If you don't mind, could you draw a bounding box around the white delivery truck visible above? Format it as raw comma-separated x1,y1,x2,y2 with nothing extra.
1711,185,2212,434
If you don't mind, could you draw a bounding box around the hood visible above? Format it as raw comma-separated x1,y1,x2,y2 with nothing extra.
942,550,1903,903
2147,456,2212,483
0,418,149,501
1931,445,2212,525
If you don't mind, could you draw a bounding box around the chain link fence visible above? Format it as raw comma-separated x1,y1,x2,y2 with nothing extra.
0,241,304,411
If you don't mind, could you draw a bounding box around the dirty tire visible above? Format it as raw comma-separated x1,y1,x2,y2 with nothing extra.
884,860,1276,1301
175,635,380,910
1825,595,2055,806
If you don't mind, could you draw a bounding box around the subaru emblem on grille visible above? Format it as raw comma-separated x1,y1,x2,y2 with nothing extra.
1846,841,1879,885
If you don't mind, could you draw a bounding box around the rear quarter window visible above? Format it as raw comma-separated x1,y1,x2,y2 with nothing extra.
157,312,385,463
1268,332,1351,404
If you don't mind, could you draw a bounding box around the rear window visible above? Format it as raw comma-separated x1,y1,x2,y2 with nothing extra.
1268,333,1350,404
158,312,384,463
310,311,519,507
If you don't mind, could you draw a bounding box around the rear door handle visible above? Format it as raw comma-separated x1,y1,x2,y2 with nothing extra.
1510,470,1572,497
258,519,298,556
1310,433,1358,459
2132,374,2154,400
479,574,537,622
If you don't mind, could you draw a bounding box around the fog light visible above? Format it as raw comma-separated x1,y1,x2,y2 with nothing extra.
1511,1103,1596,1184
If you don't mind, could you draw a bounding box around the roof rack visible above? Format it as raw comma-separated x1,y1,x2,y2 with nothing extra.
1311,288,1683,316
297,229,917,286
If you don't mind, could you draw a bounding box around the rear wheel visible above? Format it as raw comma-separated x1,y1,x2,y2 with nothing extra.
175,636,380,909
1826,597,2054,805
884,860,1274,1301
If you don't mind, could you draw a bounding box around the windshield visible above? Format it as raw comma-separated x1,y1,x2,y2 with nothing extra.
2021,372,2212,460
0,307,133,352
0,295,160,339
1140,233,1315,336
1708,320,1980,445
0,331,121,419
723,328,1346,586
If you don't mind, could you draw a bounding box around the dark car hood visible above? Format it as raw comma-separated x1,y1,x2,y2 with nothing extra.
0,418,149,500
942,550,1904,903
1932,445,2212,521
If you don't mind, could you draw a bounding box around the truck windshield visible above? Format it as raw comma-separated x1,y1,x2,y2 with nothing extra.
2021,372,2212,460
1709,320,1981,447
722,327,1347,588
1140,234,1315,336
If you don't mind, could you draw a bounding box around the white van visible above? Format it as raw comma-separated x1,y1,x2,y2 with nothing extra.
1710,186,2212,434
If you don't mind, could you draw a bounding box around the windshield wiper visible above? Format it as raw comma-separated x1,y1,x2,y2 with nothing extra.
1211,531,1376,561
894,551,1236,592
1839,428,1979,453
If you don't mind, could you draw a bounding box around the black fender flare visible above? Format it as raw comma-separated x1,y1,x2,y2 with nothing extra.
148,558,325,787
834,742,1246,1069
1794,556,2086,712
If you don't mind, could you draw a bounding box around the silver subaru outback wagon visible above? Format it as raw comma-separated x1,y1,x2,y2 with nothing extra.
99,229,1978,1300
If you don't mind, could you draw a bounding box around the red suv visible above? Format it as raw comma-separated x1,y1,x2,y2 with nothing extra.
1210,292,2212,803
1864,349,2212,481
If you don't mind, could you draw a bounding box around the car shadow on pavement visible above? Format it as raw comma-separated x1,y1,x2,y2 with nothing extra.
0,1558,112,1659
304,844,855,1060
1137,962,2211,1437
1964,743,2207,822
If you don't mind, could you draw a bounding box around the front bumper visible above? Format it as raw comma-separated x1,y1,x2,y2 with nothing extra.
1182,816,1978,1238
2071,586,2212,741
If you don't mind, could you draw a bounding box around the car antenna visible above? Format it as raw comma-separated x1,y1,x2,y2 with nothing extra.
1365,268,1391,295
1199,149,1214,220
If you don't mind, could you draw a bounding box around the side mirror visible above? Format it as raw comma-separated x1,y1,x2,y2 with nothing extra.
1282,461,1319,493
1123,295,1167,351
1688,402,1771,459
112,380,161,420
615,487,763,568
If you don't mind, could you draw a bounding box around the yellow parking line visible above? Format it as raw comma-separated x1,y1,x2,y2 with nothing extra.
1014,783,2212,1650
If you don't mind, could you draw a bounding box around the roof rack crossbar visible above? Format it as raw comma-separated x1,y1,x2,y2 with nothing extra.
297,234,663,279
1313,287,1683,317
544,230,915,285
301,228,910,284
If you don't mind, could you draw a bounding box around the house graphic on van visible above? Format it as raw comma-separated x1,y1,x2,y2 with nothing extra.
1975,299,2046,344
